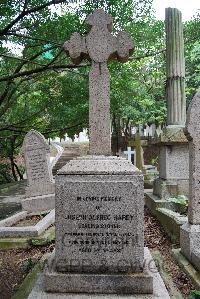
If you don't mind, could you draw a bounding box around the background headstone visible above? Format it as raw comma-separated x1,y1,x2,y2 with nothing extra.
22,130,54,198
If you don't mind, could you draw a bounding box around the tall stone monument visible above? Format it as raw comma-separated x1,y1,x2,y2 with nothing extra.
21,129,55,212
180,91,200,271
153,7,189,200
38,9,169,298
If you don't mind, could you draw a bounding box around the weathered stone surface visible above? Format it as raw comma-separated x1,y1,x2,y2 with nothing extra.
21,194,55,213
191,250,200,272
0,211,27,227
45,248,154,294
159,144,189,180
158,127,188,144
55,157,144,275
63,9,134,155
22,130,54,198
152,127,189,200
29,248,170,298
184,91,200,224
0,210,55,238
180,223,200,263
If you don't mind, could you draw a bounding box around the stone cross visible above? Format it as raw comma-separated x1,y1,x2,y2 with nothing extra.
123,146,135,162
184,91,200,225
63,9,134,155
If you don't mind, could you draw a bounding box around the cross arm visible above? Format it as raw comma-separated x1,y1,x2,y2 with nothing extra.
116,32,134,63
63,32,88,65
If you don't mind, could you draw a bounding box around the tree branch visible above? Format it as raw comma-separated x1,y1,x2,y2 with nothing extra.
0,63,89,82
129,48,166,61
7,32,62,46
0,0,67,36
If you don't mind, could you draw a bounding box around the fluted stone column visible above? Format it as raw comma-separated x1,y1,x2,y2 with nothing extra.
149,8,189,202
165,7,186,126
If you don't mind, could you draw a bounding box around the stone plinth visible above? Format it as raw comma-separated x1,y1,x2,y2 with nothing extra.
153,126,189,199
44,156,153,294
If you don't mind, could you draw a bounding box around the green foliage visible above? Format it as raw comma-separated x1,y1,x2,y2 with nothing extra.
189,290,200,299
0,0,199,172
150,156,158,167
0,163,13,184
166,195,188,207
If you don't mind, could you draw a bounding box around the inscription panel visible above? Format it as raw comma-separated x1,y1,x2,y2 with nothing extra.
26,149,48,183
55,179,144,273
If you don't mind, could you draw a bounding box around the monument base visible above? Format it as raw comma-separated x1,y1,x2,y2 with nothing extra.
152,126,189,200
21,193,55,212
153,178,189,200
44,248,153,294
180,223,200,271
27,248,170,298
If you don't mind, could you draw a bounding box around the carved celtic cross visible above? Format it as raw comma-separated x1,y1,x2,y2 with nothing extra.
64,9,134,155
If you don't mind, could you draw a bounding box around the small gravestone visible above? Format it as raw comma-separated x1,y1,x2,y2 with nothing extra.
180,91,200,271
21,130,55,212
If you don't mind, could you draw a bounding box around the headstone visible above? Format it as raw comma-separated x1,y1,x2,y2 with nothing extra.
22,130,54,198
123,146,135,162
180,91,200,271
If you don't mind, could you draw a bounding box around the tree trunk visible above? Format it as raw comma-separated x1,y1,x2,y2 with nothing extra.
14,161,23,180
9,156,18,181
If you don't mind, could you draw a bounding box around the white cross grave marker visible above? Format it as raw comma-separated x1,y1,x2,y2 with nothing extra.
124,147,135,162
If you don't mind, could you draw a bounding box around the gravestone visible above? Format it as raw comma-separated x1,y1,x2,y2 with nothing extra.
21,129,55,212
36,9,169,298
180,91,200,271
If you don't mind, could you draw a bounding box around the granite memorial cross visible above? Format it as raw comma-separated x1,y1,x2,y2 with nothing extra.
63,9,134,155
41,8,170,297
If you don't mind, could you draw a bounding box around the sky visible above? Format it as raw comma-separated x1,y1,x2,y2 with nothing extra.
153,0,199,21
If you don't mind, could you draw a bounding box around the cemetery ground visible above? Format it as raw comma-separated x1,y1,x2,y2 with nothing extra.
0,205,196,299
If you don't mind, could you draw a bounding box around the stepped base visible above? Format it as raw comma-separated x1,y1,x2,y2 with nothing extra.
28,248,170,298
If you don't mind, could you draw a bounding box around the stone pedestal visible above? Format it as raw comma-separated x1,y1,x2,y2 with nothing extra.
44,156,153,294
180,223,200,271
153,126,189,199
